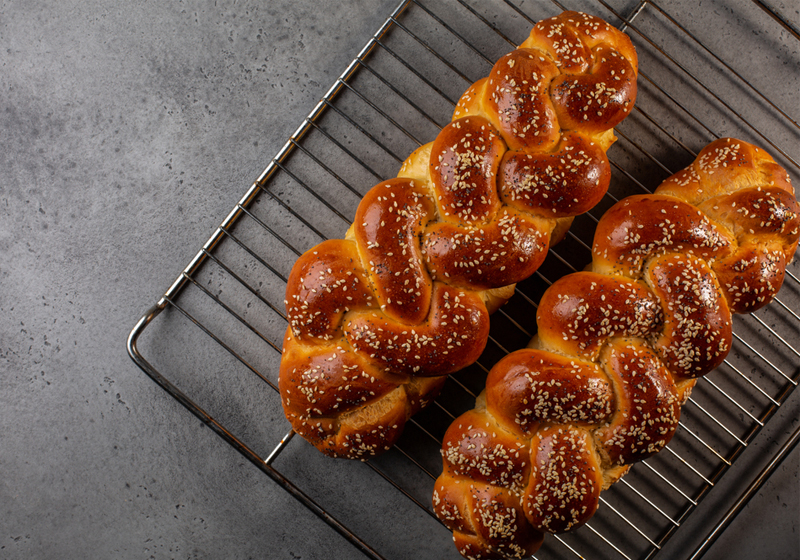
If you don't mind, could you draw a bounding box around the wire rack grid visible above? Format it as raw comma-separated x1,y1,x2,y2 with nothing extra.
128,1,800,559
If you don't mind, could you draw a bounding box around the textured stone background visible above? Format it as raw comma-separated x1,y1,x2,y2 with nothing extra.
1,1,798,559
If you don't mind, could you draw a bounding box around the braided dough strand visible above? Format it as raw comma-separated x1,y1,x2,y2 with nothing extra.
434,138,800,559
280,11,638,460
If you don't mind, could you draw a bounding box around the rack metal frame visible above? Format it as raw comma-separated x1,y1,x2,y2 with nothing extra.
128,1,800,559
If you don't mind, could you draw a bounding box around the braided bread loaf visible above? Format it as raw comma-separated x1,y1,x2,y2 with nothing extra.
433,137,800,559
279,11,638,460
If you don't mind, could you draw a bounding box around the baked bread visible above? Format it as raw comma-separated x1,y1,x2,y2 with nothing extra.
279,11,639,459
433,137,800,559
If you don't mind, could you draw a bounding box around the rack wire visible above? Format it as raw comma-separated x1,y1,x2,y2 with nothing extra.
128,1,800,559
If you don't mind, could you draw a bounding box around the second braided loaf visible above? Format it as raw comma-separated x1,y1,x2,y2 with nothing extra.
433,137,800,559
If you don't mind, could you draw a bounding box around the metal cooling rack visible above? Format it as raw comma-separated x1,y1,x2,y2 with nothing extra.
128,1,800,559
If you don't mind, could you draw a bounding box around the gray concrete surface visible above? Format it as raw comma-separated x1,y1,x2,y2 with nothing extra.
1,1,798,559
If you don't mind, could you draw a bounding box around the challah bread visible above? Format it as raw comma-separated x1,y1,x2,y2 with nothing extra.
433,138,800,559
280,11,639,460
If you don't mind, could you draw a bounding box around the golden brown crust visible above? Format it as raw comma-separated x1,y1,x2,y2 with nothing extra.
280,10,639,463
591,194,735,278
441,409,530,490
434,477,544,560
353,178,435,324
645,253,732,378
344,283,490,376
498,131,611,218
484,49,561,152
523,10,638,75
434,138,800,559
594,339,680,465
485,349,613,438
536,271,662,360
423,207,551,290
549,44,637,135
430,116,505,223
285,239,375,342
523,425,604,533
